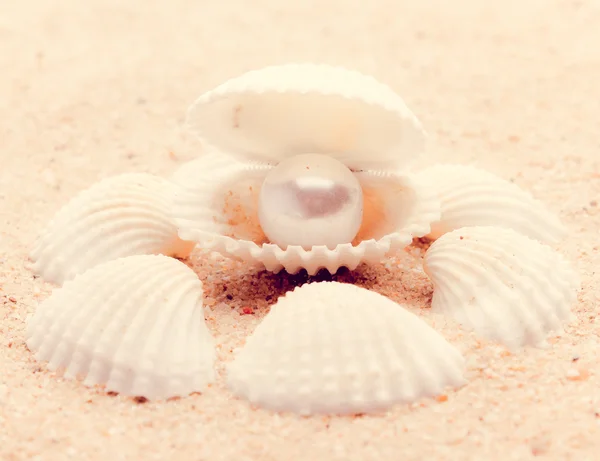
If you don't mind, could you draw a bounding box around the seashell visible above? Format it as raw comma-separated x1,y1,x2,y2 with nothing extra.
423,226,579,349
25,254,215,400
30,173,195,285
170,153,440,275
415,164,566,243
227,281,466,415
186,63,426,170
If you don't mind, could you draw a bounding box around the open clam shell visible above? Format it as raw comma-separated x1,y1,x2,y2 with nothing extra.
170,153,440,275
423,226,579,349
30,173,195,285
227,281,466,415
26,254,215,400
186,63,426,170
415,164,566,243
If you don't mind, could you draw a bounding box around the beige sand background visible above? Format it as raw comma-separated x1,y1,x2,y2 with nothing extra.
1,0,600,459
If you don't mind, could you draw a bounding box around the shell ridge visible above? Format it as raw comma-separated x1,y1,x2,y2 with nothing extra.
112,269,195,365
227,282,465,415
79,262,173,385
429,268,492,329
424,227,578,347
140,282,210,383
33,260,152,373
34,227,176,285
41,214,175,266
384,311,445,400
425,242,570,337
107,272,203,397
27,255,214,399
33,195,171,246
30,174,190,285
93,261,185,358
434,227,577,303
439,205,561,243
62,267,155,378
417,165,566,242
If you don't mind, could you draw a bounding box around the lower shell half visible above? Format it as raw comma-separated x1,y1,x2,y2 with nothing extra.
169,153,440,275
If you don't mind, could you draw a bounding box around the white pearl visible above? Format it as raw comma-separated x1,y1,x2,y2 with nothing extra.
258,154,363,250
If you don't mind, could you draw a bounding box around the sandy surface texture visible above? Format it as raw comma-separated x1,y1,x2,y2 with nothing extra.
1,0,600,460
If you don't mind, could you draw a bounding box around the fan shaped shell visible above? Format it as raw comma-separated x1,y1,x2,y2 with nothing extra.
227,281,466,415
186,63,426,170
26,254,215,400
30,173,195,285
423,226,579,349
170,154,440,275
415,164,566,243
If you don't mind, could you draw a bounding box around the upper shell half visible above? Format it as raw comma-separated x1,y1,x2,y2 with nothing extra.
30,173,195,285
415,164,566,243
186,63,426,170
26,254,215,400
423,226,580,349
169,153,440,275
227,281,466,415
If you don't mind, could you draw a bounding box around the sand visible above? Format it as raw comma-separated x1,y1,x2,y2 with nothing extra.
1,0,600,459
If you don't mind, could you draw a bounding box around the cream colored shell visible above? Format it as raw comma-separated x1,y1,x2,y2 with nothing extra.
26,254,215,400
30,173,194,285
169,153,440,275
423,226,579,349
415,164,566,243
227,281,466,415
186,63,426,170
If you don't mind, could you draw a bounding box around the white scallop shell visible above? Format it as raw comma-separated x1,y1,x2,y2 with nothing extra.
186,63,426,170
30,173,195,285
227,281,466,415
415,164,567,243
26,254,215,400
423,226,579,349
170,153,440,275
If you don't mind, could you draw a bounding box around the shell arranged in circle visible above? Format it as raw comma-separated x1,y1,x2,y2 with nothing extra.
227,281,466,415
169,153,440,275
415,164,566,243
25,254,215,400
423,226,579,349
186,63,426,170
30,173,195,285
